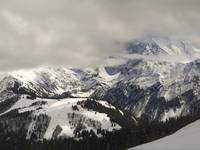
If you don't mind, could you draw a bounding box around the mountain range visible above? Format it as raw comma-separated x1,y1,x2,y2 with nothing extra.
1,36,200,149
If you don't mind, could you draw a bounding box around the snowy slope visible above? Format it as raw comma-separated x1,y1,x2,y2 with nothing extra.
36,98,121,139
130,120,200,150
0,95,128,140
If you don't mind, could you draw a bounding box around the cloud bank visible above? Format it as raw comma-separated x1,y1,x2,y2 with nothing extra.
0,0,200,70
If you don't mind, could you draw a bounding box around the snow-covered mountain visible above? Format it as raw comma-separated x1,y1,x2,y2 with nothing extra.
1,36,200,141
96,59,200,121
130,119,200,150
0,67,135,141
125,36,200,60
92,37,200,121
8,66,102,98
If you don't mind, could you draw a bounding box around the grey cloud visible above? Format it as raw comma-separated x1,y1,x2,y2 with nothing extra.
0,0,200,71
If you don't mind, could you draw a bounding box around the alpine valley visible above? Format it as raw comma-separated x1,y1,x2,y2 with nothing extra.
1,36,200,150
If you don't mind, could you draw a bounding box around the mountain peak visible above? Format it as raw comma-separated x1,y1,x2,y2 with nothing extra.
125,36,200,62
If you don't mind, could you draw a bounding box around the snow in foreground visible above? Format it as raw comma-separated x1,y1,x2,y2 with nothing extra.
0,96,121,139
130,120,200,150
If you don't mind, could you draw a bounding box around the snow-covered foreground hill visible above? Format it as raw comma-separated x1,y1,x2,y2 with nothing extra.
130,120,200,150
0,95,134,140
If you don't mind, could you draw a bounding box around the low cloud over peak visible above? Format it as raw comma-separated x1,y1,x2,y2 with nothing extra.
0,0,200,71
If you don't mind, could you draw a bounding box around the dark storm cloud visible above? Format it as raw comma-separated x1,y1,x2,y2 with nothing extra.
0,0,200,70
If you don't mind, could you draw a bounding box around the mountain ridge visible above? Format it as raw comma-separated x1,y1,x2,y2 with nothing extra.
1,37,200,144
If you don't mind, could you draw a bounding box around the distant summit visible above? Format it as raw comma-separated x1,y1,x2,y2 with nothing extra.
125,36,200,63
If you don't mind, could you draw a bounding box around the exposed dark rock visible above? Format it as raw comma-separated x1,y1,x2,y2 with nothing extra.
52,125,63,139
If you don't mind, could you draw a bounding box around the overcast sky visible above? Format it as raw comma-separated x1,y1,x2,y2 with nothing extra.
0,0,200,71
